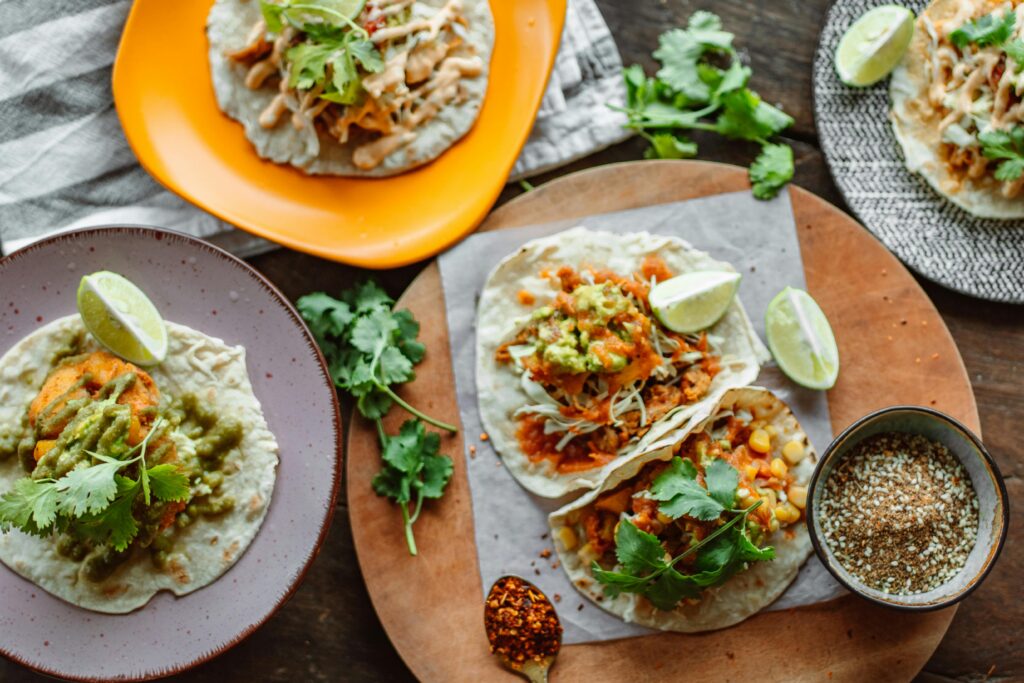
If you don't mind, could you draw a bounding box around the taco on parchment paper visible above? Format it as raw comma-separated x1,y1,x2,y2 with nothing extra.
207,0,494,176
548,387,816,633
891,0,1024,218
475,227,768,499
0,315,278,613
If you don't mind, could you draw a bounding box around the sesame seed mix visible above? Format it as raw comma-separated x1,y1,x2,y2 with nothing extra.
819,432,979,595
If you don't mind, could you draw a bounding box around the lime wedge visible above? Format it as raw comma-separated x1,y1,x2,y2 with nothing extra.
835,5,915,87
649,271,741,334
77,271,168,366
765,287,839,390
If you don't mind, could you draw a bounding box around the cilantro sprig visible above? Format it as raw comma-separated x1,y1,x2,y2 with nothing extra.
613,11,796,199
299,281,456,555
260,0,384,106
591,456,774,611
950,10,1016,50
0,418,190,552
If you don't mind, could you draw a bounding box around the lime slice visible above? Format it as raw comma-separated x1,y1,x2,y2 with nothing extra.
765,287,839,390
649,271,741,334
835,5,915,87
77,271,168,366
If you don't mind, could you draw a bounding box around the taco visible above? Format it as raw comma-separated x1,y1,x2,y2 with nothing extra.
0,316,278,613
890,0,1024,217
476,227,767,498
548,387,816,633
207,0,494,176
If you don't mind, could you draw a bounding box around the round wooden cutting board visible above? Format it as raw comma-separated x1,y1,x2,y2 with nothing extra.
347,160,978,682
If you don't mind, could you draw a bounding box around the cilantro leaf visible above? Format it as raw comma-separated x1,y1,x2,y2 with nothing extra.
287,42,336,90
649,457,725,521
349,280,394,313
686,10,734,50
419,453,453,499
372,466,410,504
653,30,713,102
297,292,354,338
349,39,384,73
357,391,393,420
716,89,794,141
644,133,698,160
0,479,62,535
71,477,141,552
378,346,415,385
750,143,795,199
950,10,1016,49
614,518,667,574
1005,39,1024,67
147,465,191,503
351,309,398,354
382,420,427,473
59,461,122,517
980,127,1024,181
260,0,286,32
644,568,700,610
704,459,740,509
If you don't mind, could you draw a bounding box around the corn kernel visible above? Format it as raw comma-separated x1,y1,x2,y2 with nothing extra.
740,495,759,509
764,425,777,436
788,485,807,509
762,488,778,507
556,525,578,551
743,464,760,481
748,429,771,454
656,511,673,526
783,440,806,464
770,458,788,478
769,516,780,533
775,502,800,524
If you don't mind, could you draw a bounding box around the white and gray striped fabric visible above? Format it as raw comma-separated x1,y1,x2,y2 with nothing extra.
0,0,629,258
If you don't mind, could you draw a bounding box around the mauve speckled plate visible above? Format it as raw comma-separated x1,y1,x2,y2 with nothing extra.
0,227,341,681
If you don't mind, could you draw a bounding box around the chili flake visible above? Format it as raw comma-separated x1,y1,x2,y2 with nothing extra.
819,432,979,595
484,576,562,669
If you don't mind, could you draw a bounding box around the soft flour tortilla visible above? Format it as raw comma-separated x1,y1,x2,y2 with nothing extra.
890,0,1024,218
476,227,769,498
0,316,279,614
548,387,817,633
207,0,495,176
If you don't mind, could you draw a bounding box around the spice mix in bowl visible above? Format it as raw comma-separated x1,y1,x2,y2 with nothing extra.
806,406,1008,610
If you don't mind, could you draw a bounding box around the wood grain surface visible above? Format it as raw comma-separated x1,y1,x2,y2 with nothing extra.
2,0,1022,681
347,160,973,682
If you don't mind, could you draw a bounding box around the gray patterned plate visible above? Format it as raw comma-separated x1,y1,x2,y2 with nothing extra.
814,0,1024,303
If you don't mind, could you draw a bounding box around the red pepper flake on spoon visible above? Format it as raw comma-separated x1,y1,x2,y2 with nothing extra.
484,575,562,682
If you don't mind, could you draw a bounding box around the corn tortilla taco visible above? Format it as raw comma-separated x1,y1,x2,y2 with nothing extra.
476,227,768,498
891,0,1024,217
207,0,494,176
548,387,816,633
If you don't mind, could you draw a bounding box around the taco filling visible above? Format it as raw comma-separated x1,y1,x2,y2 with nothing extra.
0,348,243,583
224,0,485,171
554,405,808,611
495,259,723,475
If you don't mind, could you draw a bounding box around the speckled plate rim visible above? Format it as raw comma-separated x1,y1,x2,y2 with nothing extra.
810,2,1024,304
805,404,1009,612
0,225,343,682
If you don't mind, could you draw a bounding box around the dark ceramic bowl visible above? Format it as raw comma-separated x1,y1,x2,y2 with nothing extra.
806,406,1008,610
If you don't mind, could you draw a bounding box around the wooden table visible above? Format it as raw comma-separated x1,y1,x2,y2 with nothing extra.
3,1,1021,680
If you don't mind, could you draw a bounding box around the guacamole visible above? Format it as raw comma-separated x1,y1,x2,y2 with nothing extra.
532,283,638,374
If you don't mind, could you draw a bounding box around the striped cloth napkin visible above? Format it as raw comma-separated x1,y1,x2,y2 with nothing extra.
0,0,629,257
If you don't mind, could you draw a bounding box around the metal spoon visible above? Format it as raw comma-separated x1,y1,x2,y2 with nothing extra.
484,575,563,683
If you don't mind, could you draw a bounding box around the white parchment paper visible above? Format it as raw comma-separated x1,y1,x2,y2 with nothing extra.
437,190,846,644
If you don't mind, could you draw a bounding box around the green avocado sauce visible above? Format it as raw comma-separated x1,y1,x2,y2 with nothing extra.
532,283,635,374
34,383,246,581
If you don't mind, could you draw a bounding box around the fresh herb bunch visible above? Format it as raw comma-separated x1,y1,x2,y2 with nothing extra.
591,456,773,610
298,281,456,555
0,417,190,552
614,11,796,199
260,0,385,106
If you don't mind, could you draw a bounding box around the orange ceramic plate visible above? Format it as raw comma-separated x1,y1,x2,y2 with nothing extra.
112,0,566,268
